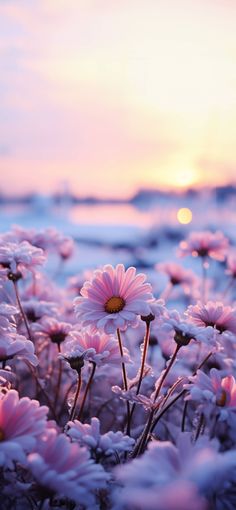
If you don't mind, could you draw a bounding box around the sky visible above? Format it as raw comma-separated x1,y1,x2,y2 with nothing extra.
0,0,236,198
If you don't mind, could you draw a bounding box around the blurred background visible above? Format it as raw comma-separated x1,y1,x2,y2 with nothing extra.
1,0,236,272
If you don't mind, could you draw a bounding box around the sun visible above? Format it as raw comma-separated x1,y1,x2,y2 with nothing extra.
172,168,199,189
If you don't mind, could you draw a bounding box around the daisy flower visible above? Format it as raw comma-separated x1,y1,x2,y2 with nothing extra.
28,429,109,507
67,416,134,456
74,264,154,334
0,241,46,280
185,368,236,413
0,390,48,468
0,314,17,337
63,327,131,367
33,317,73,348
178,231,229,261
21,299,58,323
156,262,199,295
0,333,38,366
0,304,18,319
114,433,236,509
162,310,214,347
186,301,236,334
8,225,74,258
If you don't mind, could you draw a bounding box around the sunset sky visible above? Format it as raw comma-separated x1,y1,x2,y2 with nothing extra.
1,0,236,198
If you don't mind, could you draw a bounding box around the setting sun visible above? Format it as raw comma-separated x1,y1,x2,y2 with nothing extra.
173,169,200,189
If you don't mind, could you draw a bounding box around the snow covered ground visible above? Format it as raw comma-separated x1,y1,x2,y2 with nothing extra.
1,193,235,296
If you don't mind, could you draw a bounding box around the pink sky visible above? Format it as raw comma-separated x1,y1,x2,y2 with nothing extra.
0,0,236,198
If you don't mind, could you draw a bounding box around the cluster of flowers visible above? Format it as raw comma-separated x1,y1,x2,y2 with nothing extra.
1,226,236,509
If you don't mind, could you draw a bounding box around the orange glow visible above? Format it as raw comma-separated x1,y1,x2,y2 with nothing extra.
177,208,193,224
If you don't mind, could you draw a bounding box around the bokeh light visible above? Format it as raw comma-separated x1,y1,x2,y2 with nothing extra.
177,207,193,224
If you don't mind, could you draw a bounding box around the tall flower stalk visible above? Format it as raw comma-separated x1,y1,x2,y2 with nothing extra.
132,343,181,457
69,372,82,422
128,318,152,430
117,328,131,434
11,277,33,342
77,361,96,421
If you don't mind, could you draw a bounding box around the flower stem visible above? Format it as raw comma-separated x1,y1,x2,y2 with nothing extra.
136,322,151,396
54,344,62,411
69,372,82,422
201,258,207,303
132,344,180,457
13,280,33,342
129,322,151,429
77,362,96,421
117,328,131,435
153,344,181,402
160,281,173,302
150,350,213,435
38,499,46,510
23,360,57,420
194,413,205,441
181,400,188,432
222,277,235,299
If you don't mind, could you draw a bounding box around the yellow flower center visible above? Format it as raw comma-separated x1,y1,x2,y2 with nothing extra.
0,428,5,441
216,389,227,407
105,296,125,314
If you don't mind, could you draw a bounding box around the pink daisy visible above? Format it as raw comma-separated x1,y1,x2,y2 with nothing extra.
7,225,74,258
21,299,58,323
178,231,229,261
28,428,109,506
0,333,38,366
0,304,18,319
185,368,236,410
63,327,131,367
186,301,236,334
0,241,46,281
161,309,214,347
0,389,48,468
156,262,199,294
67,416,134,456
33,317,73,348
0,315,16,337
74,264,154,334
